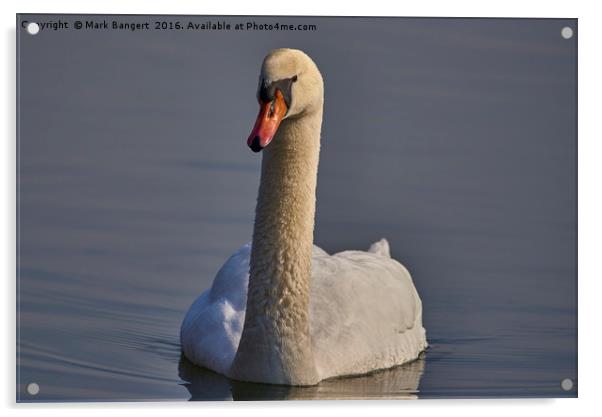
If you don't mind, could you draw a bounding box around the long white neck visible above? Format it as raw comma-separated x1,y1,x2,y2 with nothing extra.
229,108,323,385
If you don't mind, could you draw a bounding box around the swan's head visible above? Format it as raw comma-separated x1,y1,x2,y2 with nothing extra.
247,48,324,152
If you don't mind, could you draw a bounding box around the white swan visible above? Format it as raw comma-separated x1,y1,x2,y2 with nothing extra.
181,48,427,386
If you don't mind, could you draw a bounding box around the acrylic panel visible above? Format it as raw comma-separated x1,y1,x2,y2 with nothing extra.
16,14,577,401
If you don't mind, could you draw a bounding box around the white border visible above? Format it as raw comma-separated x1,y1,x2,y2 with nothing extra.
3,1,601,416
1,0,586,17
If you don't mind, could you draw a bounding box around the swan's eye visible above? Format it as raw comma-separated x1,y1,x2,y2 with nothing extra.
292,75,298,82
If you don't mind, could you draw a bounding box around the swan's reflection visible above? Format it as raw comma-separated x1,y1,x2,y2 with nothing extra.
178,353,425,400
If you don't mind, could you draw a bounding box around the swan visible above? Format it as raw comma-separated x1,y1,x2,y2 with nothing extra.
181,48,427,386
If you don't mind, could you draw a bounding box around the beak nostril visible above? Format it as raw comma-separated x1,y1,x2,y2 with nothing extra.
268,101,275,118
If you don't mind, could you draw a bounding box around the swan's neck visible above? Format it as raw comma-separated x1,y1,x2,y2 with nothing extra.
230,109,322,385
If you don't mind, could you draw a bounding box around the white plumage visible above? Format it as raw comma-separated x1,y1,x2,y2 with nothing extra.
181,240,427,382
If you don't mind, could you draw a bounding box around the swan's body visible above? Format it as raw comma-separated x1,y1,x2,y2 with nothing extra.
181,48,427,385
181,241,426,383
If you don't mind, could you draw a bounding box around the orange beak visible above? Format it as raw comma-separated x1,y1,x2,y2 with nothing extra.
247,89,288,152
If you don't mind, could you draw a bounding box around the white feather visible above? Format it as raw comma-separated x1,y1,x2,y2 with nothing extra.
180,240,427,381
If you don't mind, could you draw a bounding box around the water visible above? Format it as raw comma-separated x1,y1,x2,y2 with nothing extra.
17,15,577,401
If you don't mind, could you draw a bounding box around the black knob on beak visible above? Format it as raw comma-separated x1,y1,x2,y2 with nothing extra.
258,76,297,110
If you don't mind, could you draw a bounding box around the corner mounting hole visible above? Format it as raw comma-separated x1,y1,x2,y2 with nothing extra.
561,378,573,391
26,22,40,35
26,382,40,395
561,26,573,39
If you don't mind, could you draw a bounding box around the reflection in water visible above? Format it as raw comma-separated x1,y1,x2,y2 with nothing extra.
178,353,425,400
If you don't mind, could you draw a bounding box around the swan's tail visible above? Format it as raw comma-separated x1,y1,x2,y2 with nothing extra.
368,238,390,258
